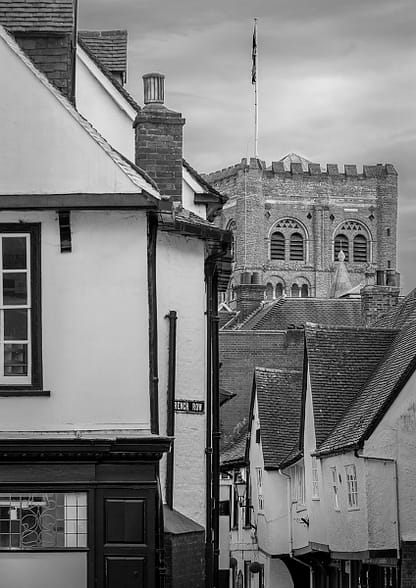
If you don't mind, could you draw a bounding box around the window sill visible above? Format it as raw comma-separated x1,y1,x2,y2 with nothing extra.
0,389,51,397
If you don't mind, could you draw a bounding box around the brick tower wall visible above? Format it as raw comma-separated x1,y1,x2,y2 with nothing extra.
207,159,398,298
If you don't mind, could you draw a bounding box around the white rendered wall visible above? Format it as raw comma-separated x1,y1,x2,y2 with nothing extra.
303,370,327,547
156,230,206,526
249,395,291,556
365,370,416,543
0,210,150,433
76,49,136,161
182,180,207,219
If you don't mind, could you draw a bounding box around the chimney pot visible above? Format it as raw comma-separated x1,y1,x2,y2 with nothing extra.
143,72,165,105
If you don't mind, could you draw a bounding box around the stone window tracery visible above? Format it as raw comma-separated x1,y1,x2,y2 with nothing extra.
333,220,371,263
270,219,307,262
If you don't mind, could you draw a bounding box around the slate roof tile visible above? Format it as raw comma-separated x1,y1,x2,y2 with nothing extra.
306,324,397,449
0,0,74,32
255,367,303,469
78,30,127,75
243,298,362,330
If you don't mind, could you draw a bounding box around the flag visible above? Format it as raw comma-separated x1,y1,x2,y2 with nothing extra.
251,20,257,85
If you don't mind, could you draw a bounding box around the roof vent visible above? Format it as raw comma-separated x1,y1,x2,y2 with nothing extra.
143,72,165,105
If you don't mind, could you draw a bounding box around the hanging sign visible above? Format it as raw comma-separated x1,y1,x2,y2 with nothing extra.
174,399,205,414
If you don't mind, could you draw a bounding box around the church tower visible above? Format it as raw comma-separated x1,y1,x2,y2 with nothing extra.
205,153,398,301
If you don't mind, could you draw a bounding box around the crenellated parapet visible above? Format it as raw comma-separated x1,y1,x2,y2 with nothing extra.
267,161,397,178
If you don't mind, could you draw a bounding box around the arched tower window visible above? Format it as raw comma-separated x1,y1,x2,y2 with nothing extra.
301,284,309,298
270,232,285,260
291,284,300,297
275,283,284,298
226,219,236,261
353,234,368,262
265,283,274,300
333,220,371,263
270,219,308,262
289,233,304,261
334,234,349,262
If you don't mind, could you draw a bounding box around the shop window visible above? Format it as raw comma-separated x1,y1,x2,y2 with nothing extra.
0,493,87,549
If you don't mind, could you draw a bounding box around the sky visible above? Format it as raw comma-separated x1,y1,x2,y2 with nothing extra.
79,0,416,293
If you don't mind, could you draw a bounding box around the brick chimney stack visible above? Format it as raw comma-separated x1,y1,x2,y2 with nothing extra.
235,272,266,322
360,270,400,326
134,73,185,201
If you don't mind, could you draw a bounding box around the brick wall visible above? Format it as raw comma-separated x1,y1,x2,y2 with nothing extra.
14,34,74,100
401,541,416,588
164,531,205,588
208,159,398,298
360,284,400,326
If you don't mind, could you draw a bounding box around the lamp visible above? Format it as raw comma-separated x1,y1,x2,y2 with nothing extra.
235,474,247,506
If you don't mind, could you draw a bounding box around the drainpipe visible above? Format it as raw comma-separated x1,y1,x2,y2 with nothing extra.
205,264,214,588
71,0,78,105
148,211,159,435
165,310,177,509
212,269,220,588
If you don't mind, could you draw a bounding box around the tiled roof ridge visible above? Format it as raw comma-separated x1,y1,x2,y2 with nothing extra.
79,29,127,37
77,36,141,112
0,25,158,198
0,0,74,33
255,366,302,375
305,322,397,334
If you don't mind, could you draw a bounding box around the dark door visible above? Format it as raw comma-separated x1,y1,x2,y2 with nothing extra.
96,487,157,588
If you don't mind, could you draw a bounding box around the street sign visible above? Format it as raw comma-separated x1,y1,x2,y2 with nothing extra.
174,400,205,414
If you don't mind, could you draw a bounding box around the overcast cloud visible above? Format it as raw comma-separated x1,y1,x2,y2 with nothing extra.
79,0,416,293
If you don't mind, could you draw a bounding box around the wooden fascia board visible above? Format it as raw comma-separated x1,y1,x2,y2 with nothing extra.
0,193,160,210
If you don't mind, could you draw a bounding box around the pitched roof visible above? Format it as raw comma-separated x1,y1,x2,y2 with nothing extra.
254,367,303,469
220,329,305,463
221,430,248,468
317,295,416,455
242,298,362,330
373,288,416,329
279,152,314,171
0,0,74,33
306,324,397,449
78,30,127,76
0,24,159,199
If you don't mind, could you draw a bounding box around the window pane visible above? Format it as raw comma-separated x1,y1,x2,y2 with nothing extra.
3,273,27,305
334,234,349,261
4,309,28,340
353,234,368,262
4,343,28,375
2,237,27,269
0,493,87,550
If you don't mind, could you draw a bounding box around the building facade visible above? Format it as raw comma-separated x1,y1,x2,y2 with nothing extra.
206,154,398,299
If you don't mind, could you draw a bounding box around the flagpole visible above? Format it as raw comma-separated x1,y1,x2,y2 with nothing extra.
253,18,258,159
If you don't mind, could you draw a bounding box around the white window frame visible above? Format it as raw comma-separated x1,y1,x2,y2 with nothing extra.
345,464,359,509
0,234,32,385
256,467,264,511
291,463,305,506
311,456,320,500
330,467,340,511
